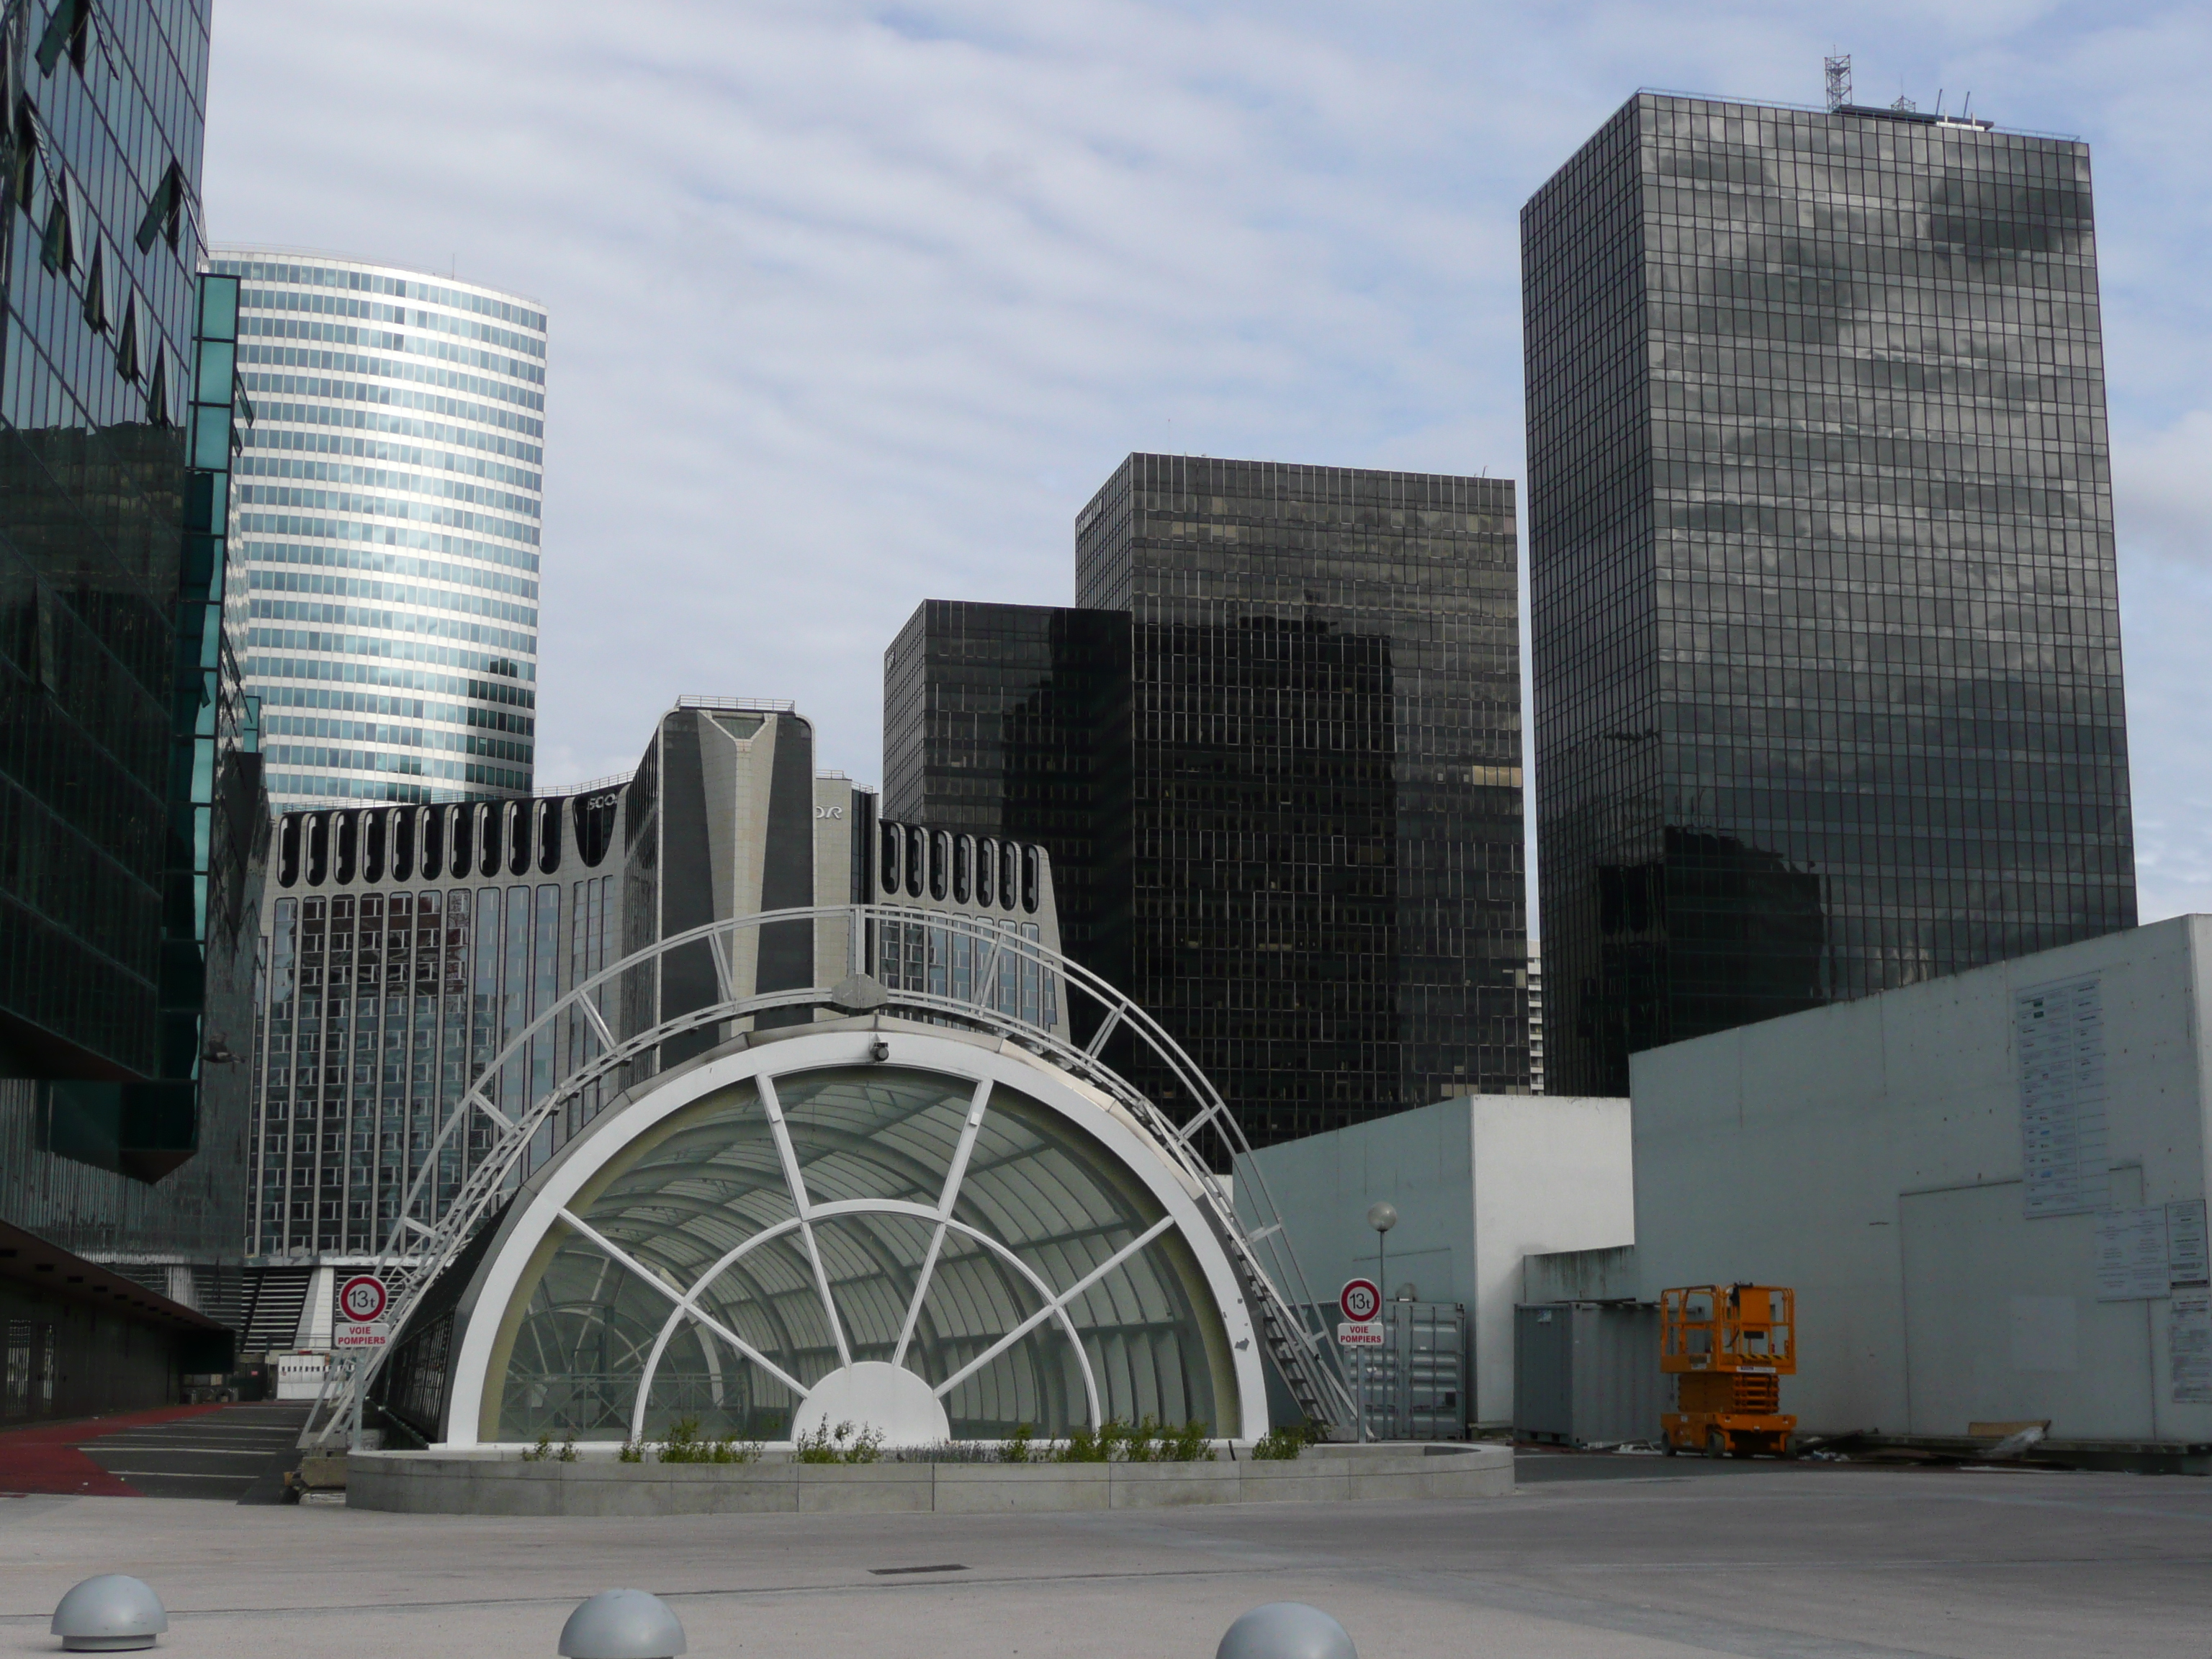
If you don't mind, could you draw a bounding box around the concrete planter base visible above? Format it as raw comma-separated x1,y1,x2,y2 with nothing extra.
346,1443,1511,1516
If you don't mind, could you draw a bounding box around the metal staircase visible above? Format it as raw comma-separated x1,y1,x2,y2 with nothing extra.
239,1267,313,1357
313,904,1359,1442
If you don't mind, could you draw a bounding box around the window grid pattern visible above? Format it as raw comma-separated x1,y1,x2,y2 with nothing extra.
1076,457,1530,1143
250,868,619,1258
210,249,545,811
1525,93,2136,1096
0,0,210,1072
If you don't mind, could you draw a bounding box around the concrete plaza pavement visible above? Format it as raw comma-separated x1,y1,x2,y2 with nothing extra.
1,1460,2208,1659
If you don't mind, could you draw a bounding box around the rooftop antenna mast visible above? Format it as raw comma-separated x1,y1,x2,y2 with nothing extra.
1824,52,1851,112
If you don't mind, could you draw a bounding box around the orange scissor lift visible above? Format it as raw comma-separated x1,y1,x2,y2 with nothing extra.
1660,1284,1797,1458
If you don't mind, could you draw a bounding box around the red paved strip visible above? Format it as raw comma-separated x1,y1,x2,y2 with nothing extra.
0,1403,230,1496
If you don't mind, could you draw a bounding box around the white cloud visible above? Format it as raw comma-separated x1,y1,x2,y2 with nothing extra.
2116,413,2212,567
206,0,2212,920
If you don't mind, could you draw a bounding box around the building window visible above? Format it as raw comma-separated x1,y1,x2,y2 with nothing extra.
81,236,105,331
135,159,184,254
114,289,138,380
35,0,89,76
37,178,68,274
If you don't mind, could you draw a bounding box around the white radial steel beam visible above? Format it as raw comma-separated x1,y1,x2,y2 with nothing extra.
932,1214,1177,1401
315,902,1354,1446
622,1185,1102,1438
556,1206,807,1397
757,1073,851,1370
891,1077,992,1368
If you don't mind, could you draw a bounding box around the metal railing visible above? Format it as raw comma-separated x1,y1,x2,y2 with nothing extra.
309,904,1354,1444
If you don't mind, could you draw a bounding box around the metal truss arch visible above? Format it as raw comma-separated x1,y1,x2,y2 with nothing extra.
320,904,1354,1442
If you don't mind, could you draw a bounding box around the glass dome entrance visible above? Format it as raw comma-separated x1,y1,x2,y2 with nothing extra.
453,1027,1260,1447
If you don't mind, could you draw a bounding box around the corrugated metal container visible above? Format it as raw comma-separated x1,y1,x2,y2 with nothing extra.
1313,1300,1468,1439
1514,1301,1664,1446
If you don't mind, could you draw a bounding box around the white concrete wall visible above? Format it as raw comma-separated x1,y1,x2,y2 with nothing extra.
1240,1094,1633,1426
1469,1097,1635,1424
1627,914,2212,1442
1238,1097,1476,1311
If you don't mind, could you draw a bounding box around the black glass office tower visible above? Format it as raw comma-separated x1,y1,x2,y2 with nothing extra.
887,454,1529,1148
1524,91,2136,1097
883,602,1129,985
0,3,272,1416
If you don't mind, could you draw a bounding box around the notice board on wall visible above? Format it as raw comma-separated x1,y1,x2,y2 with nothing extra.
2015,976,2110,1220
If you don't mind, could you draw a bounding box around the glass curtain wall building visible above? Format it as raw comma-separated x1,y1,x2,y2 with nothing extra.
882,602,1127,986
886,454,1529,1149
1524,91,2136,1097
0,1,271,1415
1079,457,1529,1142
206,248,544,811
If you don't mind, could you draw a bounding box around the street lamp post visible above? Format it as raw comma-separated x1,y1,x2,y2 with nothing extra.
1365,1202,1398,1442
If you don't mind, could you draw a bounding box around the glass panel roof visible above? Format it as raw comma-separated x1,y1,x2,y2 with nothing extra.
485,1062,1232,1443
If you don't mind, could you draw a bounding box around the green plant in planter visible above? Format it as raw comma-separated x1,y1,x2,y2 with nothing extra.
1055,1419,1111,1462
794,1420,884,1464
1250,1425,1310,1461
655,1416,761,1464
521,1431,554,1462
1120,1416,1164,1462
999,1424,1035,1463
1161,1419,1215,1462
657,1416,706,1462
618,1439,643,1463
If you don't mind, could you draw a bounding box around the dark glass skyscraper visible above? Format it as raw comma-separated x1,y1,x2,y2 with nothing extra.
0,4,271,1414
887,454,1529,1148
1524,91,2136,1097
883,602,1128,984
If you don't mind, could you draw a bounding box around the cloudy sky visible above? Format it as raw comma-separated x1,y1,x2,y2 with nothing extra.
204,0,2212,921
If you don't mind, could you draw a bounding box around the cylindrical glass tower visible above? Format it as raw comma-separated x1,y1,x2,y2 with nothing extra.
206,247,545,810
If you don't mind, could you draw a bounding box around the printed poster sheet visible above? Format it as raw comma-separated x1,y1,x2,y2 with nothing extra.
2095,1206,2171,1301
2172,1290,2212,1406
2167,1199,2210,1286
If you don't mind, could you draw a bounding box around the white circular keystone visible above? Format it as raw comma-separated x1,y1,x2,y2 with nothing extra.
789,1361,949,1447
558,1590,686,1659
50,1575,167,1653
1217,1603,1357,1659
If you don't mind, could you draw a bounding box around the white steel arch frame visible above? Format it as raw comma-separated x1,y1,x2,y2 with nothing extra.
317,904,1356,1442
440,1025,1266,1446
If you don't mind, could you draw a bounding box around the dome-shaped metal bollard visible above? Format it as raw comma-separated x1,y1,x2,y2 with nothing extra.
50,1575,167,1653
558,1590,687,1659
1217,1603,1357,1659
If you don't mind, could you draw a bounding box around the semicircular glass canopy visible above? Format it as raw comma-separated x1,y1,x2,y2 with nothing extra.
482,1063,1238,1443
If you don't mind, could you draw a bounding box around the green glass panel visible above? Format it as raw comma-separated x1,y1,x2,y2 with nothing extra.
197,274,238,341
194,340,233,404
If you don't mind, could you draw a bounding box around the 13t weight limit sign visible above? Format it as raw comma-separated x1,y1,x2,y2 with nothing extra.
334,1274,390,1349
1337,1277,1385,1349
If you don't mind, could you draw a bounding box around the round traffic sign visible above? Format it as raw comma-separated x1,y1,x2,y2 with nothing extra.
1339,1278,1381,1323
338,1274,387,1323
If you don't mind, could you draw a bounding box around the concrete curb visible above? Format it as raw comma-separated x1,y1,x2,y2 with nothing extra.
346,1444,1511,1516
